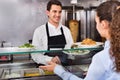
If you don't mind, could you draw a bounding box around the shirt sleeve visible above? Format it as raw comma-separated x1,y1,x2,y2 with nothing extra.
54,52,106,80
31,53,52,65
54,65,83,80
31,26,53,65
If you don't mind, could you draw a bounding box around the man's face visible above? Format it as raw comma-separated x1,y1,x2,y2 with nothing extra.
47,5,62,24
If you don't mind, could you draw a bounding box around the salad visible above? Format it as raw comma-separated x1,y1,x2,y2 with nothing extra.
19,43,34,48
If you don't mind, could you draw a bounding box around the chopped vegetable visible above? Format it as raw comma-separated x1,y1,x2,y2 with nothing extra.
19,43,34,48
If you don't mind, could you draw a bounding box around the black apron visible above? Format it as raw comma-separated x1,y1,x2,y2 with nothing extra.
44,23,69,65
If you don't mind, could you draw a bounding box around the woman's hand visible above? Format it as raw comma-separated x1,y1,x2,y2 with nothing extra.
39,61,57,72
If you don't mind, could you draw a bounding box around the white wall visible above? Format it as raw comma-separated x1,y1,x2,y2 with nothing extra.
0,0,71,46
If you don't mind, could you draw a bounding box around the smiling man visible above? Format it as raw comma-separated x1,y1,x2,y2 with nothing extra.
31,0,73,65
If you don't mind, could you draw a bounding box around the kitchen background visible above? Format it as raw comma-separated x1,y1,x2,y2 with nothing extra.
0,0,116,47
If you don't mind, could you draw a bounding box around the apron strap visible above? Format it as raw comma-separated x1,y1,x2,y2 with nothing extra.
46,23,50,38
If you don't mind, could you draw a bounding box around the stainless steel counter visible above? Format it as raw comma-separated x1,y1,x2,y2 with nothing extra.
0,59,88,80
0,60,36,69
0,60,61,80
0,50,97,80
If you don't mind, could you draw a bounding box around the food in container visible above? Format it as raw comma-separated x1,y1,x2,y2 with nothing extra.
24,68,54,76
72,38,104,48
19,43,34,48
63,50,90,55
5,73,21,78
81,38,96,45
24,68,43,77
43,70,54,75
1,68,55,79
24,72,40,77
2,69,22,79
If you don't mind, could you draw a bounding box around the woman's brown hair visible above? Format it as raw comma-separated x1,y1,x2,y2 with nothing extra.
96,1,120,22
110,8,120,72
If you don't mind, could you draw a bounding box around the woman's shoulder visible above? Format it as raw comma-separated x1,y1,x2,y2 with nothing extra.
93,48,110,60
93,48,112,67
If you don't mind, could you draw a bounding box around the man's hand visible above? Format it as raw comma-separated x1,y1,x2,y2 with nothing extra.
51,56,61,64
39,61,57,72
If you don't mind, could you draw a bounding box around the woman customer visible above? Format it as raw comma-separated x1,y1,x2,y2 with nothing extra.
40,1,120,80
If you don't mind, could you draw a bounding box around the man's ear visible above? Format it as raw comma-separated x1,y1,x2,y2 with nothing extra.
101,20,109,29
46,10,49,16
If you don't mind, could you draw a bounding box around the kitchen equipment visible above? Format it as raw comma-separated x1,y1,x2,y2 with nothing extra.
0,47,33,62
0,55,12,62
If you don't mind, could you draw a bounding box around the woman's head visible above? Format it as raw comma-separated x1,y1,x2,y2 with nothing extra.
95,1,120,39
96,1,120,22
110,8,120,72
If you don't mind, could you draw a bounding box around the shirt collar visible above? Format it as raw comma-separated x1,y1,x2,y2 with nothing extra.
48,22,62,29
104,40,110,49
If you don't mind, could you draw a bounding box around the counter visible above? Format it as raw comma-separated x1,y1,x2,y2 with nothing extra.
0,47,103,79
0,60,88,80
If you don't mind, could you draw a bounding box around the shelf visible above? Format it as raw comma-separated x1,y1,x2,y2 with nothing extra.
0,47,103,55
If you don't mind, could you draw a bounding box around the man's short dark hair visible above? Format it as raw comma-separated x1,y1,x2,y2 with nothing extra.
47,0,62,11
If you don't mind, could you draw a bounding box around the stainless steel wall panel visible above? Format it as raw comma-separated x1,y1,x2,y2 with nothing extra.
89,9,101,41
61,10,66,25
86,10,91,38
90,10,96,39
78,10,87,41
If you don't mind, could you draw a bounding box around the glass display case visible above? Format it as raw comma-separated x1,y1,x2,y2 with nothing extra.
0,46,103,55
0,45,103,80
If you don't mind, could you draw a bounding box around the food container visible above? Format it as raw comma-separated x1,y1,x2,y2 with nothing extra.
0,47,33,53
1,69,23,79
23,68,44,77
23,68,54,77
0,69,3,78
1,68,55,79
43,70,54,75
63,50,91,59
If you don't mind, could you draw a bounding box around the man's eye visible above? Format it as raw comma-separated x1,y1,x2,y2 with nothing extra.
59,11,62,13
